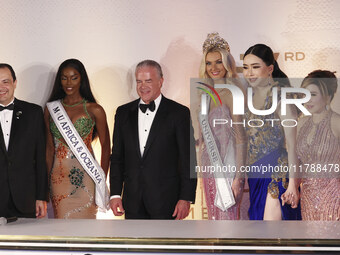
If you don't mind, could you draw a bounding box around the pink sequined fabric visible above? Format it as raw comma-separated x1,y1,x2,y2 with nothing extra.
200,105,239,220
297,110,340,221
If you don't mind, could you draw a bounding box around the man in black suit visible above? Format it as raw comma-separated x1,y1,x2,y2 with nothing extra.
110,60,196,219
0,63,47,218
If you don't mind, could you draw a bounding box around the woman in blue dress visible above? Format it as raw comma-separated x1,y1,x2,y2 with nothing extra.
242,44,301,220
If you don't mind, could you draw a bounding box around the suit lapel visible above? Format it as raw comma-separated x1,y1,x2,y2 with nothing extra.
8,98,23,154
0,122,7,154
129,100,142,159
142,96,168,158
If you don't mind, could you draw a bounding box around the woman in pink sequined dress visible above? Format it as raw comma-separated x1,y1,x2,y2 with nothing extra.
297,70,340,221
198,33,247,220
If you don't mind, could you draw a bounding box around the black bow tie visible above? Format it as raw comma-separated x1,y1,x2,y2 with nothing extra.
0,103,14,111
139,101,155,113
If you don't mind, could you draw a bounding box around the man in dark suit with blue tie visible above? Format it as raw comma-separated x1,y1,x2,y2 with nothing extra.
110,60,197,219
0,63,47,218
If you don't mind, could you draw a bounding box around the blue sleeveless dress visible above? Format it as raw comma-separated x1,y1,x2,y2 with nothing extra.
245,90,301,220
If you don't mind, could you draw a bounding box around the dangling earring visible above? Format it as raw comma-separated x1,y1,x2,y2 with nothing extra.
268,74,274,87
326,97,331,111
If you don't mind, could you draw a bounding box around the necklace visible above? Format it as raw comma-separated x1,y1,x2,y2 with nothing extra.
61,98,84,107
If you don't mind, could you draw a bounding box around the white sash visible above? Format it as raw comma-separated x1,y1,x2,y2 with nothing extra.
199,94,235,211
47,100,109,211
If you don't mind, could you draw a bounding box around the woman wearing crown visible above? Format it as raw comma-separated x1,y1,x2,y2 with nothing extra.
197,33,247,220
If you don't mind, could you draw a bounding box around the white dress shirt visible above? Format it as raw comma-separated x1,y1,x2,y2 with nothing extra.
138,94,162,156
0,99,14,151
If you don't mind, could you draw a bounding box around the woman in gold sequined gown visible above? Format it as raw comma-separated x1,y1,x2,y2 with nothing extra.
297,70,340,221
44,59,110,219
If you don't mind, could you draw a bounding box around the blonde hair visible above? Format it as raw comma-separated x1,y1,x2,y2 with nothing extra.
301,70,337,102
199,47,238,79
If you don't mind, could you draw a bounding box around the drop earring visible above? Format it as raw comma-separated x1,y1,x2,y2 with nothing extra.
268,74,273,87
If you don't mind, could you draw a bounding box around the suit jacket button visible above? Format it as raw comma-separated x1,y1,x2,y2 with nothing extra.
140,165,144,169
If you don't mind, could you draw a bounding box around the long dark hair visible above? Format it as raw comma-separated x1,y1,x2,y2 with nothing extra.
48,59,98,139
48,58,97,103
244,44,290,87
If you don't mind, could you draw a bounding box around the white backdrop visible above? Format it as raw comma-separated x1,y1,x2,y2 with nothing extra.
1,0,340,219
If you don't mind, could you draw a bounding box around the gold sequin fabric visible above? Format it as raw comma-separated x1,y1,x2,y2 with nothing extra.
49,101,97,219
297,111,340,221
